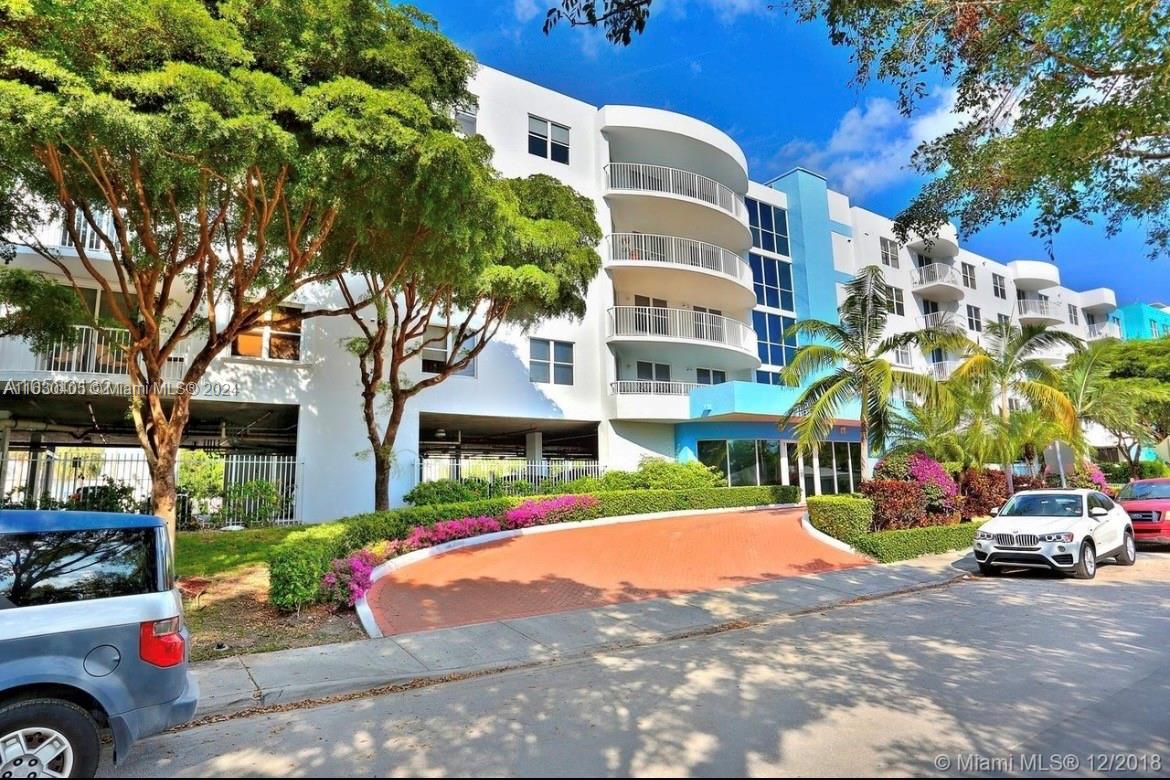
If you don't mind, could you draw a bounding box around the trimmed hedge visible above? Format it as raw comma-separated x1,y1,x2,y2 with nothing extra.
269,484,800,610
806,495,873,543
807,494,980,563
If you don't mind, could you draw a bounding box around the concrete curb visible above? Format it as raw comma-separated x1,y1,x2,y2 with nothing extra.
355,502,803,638
800,510,864,556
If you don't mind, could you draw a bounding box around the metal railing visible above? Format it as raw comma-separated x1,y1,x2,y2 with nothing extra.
0,324,187,384
927,361,961,381
607,306,756,354
912,263,963,289
419,458,603,493
918,311,953,329
1087,322,1119,339
607,233,751,285
605,162,746,220
611,380,701,395
1017,299,1061,320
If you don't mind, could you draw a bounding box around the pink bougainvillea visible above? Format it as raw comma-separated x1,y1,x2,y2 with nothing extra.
403,516,503,550
906,451,961,516
321,549,383,608
501,494,600,529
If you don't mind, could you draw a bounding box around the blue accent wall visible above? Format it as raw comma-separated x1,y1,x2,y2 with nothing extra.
1115,303,1170,340
768,168,839,324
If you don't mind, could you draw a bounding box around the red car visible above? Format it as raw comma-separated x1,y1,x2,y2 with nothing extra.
1118,477,1170,545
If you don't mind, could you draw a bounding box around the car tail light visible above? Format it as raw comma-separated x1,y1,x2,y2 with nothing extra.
139,616,185,668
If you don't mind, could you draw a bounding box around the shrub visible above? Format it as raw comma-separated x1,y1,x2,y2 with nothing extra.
502,495,601,528
221,479,284,526
851,523,983,563
633,458,724,489
907,452,961,516
959,468,1009,520
1140,460,1170,478
1098,462,1131,483
1012,473,1046,491
321,549,383,608
861,480,927,531
806,495,873,544
404,516,503,549
65,477,138,513
873,452,912,481
403,478,488,506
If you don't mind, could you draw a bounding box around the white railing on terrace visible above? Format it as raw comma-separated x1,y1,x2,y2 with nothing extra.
605,162,747,220
607,233,751,285
1087,322,1120,339
1017,299,1061,320
610,380,701,396
0,324,188,384
918,311,953,329
419,458,603,492
912,263,963,288
927,361,962,381
607,306,756,354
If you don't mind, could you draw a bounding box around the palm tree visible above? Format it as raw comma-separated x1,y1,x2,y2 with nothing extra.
887,401,964,464
780,265,963,478
1008,409,1067,477
952,320,1082,490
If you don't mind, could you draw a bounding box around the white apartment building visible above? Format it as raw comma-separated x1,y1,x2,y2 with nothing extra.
0,66,1120,521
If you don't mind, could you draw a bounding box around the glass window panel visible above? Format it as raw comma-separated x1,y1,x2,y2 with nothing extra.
780,291,794,311
550,124,569,144
761,231,775,253
759,205,774,231
1,529,158,607
834,441,852,493
819,447,836,495
802,450,817,496
751,227,761,247
550,143,569,164
698,441,729,484
765,287,779,308
529,361,550,383
774,208,789,237
775,236,790,256
758,440,782,485
728,440,759,487
767,313,781,335
528,115,547,135
750,253,763,279
770,343,784,364
530,338,550,361
747,198,759,225
553,342,573,363
778,262,793,289
232,331,264,358
268,334,300,361
849,442,863,491
763,258,779,286
527,135,547,157
553,363,573,385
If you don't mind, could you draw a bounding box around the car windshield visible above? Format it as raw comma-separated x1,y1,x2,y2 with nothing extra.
1118,482,1170,501
999,493,1083,518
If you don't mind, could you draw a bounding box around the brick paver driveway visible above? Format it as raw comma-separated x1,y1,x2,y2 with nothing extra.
366,507,869,636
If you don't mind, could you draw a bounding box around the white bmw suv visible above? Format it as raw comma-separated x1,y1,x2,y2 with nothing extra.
973,489,1135,579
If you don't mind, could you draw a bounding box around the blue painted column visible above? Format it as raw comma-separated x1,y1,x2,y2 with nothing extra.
768,168,840,325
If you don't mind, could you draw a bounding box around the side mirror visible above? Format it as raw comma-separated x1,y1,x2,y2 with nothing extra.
989,506,1000,516
1089,506,1109,518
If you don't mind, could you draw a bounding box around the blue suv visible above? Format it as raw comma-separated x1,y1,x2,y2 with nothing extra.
0,511,198,777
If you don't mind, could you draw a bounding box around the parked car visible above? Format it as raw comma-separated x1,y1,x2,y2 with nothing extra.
1118,477,1170,545
0,511,198,777
973,489,1135,579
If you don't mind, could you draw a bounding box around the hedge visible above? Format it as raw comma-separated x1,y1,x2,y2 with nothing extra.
268,484,800,610
807,494,980,563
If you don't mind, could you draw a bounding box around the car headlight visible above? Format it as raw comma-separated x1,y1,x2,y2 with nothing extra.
975,530,994,541
1040,532,1074,543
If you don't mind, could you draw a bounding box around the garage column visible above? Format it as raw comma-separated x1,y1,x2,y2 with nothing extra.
525,431,542,463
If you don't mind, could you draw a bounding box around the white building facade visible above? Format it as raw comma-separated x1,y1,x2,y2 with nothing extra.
0,66,1121,521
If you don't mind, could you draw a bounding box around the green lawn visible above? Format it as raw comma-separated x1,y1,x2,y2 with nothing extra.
175,526,298,578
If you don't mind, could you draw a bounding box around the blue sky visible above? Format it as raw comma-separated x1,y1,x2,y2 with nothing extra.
416,0,1165,305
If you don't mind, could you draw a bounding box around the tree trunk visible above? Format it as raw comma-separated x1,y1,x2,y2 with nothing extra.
373,405,405,512
859,422,870,481
150,447,178,542
1001,384,1015,493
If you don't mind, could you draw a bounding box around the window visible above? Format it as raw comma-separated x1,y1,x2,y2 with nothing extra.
879,237,900,269
966,304,982,332
530,338,573,384
756,369,784,385
992,273,1007,299
454,98,478,137
894,345,912,366
232,306,302,361
750,253,795,311
961,262,976,289
887,285,905,316
419,325,476,376
1,528,162,608
746,199,790,255
997,313,1011,328
1067,304,1080,325
636,361,670,382
528,115,569,164
696,368,726,385
752,310,798,369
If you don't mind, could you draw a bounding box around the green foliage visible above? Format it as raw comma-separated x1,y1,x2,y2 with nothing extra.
806,495,873,543
554,458,724,494
873,452,911,481
178,450,225,501
267,485,798,610
851,524,984,564
221,479,283,527
64,477,137,513
403,478,486,506
0,268,88,353
958,468,1009,521
175,526,297,578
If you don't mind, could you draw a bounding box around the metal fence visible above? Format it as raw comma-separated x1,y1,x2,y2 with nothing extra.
1,449,302,528
419,457,603,494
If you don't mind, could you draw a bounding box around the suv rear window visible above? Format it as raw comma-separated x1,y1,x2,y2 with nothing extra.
0,528,161,609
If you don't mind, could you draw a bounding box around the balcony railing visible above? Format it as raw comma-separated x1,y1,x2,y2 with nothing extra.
0,324,187,383
607,233,751,285
918,311,952,329
605,162,746,220
1017,299,1061,320
927,361,961,381
611,380,701,396
607,306,756,354
1087,322,1120,339
912,263,963,289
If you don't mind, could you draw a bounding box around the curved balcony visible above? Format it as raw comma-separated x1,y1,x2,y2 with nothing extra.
905,224,960,258
1008,260,1061,290
918,311,956,329
912,263,965,301
604,163,751,252
606,233,755,310
608,380,698,421
927,361,962,381
1017,299,1063,324
1079,287,1118,313
1087,321,1121,340
607,305,759,369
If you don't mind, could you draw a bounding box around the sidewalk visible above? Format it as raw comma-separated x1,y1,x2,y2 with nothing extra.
193,552,975,719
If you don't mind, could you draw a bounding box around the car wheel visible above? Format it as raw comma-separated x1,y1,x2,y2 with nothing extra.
1073,540,1097,580
1116,530,1137,566
978,562,999,576
0,698,101,778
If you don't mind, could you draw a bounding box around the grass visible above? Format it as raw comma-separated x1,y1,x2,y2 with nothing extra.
175,527,365,662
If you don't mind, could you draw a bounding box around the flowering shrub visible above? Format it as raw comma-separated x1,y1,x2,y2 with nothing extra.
404,516,503,550
873,452,912,481
959,468,1009,520
861,480,927,530
907,452,961,516
321,549,382,608
502,494,600,529
1044,462,1116,496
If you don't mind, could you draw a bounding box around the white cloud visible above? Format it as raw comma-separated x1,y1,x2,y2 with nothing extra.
769,88,965,199
513,0,541,23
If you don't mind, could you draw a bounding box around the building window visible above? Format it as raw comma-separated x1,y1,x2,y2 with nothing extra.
530,338,573,384
966,304,982,333
887,285,905,317
756,369,783,385
420,325,476,376
992,273,1006,299
232,306,302,361
750,253,795,311
698,440,861,493
879,237,900,269
696,367,726,385
998,313,1011,328
454,98,478,137
1067,304,1079,325
746,199,790,255
752,310,797,369
961,262,976,289
894,345,912,366
527,115,569,164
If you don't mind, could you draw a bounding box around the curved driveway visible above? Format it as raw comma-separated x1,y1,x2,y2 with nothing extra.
366,507,868,636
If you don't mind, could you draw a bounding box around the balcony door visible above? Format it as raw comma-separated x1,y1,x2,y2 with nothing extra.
634,295,668,335
693,305,723,342
636,361,671,393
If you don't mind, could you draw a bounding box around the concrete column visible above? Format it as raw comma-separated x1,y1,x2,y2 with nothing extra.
525,431,543,462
